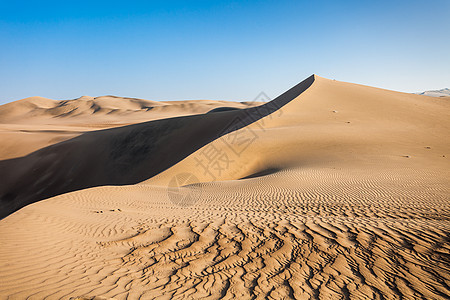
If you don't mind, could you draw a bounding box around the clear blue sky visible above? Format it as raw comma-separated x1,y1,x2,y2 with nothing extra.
0,0,449,104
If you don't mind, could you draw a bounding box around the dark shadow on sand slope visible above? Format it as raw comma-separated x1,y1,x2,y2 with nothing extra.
239,168,281,180
0,75,314,218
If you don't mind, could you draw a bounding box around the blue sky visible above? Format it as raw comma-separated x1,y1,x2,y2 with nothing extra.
0,0,449,104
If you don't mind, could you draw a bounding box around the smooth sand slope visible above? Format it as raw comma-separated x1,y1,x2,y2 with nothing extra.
0,76,449,299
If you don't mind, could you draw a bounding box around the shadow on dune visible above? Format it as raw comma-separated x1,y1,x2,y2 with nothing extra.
239,168,281,180
0,75,314,218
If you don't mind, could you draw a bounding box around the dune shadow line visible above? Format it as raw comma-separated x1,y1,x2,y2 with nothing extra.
0,75,314,218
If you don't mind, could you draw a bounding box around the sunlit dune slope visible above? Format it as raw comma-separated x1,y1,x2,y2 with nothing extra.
148,75,449,185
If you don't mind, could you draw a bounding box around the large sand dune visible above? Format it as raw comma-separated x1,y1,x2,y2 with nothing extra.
0,77,311,218
0,76,449,299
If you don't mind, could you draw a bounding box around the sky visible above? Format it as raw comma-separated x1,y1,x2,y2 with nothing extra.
0,0,449,104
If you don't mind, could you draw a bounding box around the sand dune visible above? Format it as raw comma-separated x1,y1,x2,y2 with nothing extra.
0,95,261,124
0,96,262,160
148,76,449,185
0,77,312,218
0,76,449,299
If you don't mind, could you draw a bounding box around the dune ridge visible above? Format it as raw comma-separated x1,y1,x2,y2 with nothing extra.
0,76,314,218
0,76,449,299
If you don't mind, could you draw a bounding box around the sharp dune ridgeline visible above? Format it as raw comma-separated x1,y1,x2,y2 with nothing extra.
0,75,313,218
0,75,449,299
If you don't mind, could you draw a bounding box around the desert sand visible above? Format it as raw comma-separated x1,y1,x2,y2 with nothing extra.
0,75,449,299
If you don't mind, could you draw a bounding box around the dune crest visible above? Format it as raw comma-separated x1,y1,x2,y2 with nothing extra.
0,76,314,218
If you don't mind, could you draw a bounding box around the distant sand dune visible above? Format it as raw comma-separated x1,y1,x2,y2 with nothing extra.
0,95,262,124
0,96,262,160
0,76,449,299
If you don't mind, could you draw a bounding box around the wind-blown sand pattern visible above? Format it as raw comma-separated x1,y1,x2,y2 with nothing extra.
0,76,449,299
